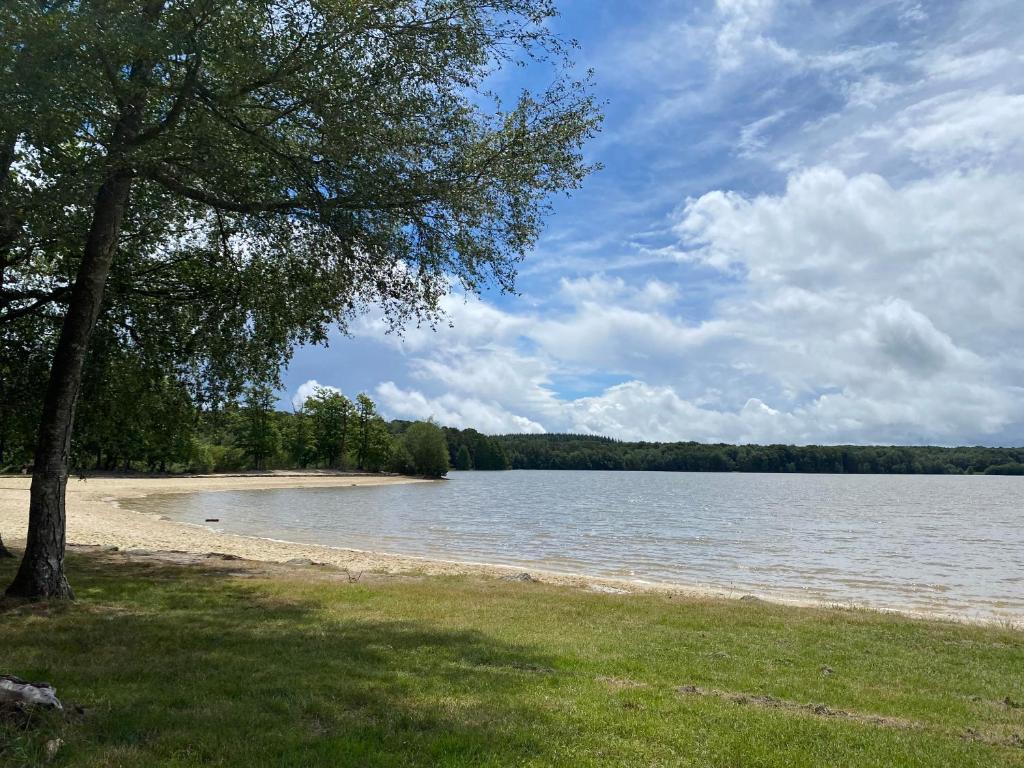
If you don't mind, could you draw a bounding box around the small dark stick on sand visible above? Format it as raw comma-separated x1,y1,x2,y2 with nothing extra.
205,518,220,523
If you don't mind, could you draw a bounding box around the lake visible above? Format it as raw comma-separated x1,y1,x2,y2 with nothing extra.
141,470,1024,621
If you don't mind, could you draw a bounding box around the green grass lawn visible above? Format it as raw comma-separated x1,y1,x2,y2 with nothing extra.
1,551,1022,767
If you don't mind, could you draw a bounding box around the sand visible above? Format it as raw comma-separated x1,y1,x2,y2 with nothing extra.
0,473,733,600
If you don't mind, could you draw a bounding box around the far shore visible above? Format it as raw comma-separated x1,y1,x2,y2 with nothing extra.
0,472,1008,626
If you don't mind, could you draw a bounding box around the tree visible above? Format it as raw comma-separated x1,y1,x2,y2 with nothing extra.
387,441,416,476
139,377,195,472
352,394,378,470
2,0,598,598
473,437,510,470
71,335,196,473
305,388,352,469
359,416,394,473
286,412,313,469
0,318,48,470
454,444,473,471
403,421,450,478
238,385,280,471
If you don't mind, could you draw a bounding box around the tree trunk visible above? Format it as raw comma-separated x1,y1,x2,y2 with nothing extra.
3,0,165,599
338,416,348,469
5,174,133,600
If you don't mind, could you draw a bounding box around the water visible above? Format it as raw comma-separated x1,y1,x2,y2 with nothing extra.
140,471,1024,621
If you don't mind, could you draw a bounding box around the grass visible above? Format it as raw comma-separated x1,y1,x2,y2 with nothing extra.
1,552,1022,767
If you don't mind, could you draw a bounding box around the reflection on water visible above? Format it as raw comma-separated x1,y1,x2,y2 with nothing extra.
140,471,1024,621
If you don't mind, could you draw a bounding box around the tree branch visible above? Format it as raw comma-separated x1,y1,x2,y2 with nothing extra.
131,53,203,145
143,166,307,214
0,289,70,324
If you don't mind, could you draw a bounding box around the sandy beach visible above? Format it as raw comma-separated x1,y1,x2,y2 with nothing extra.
0,473,738,602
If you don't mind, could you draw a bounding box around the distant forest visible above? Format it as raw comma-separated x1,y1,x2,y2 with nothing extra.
3,385,1023,476
490,433,1024,475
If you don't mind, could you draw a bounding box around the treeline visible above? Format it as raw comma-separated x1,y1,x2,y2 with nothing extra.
441,427,511,470
0,373,451,478
382,423,511,471
5,372,1023,478
495,434,1024,475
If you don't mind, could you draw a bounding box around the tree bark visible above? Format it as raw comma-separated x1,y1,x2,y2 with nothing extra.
0,675,63,709
5,173,133,600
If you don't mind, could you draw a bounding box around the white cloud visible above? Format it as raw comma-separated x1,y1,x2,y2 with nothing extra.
291,379,342,411
558,274,682,308
843,75,905,109
737,109,789,155
375,382,546,434
858,299,977,376
565,381,801,443
532,305,733,373
408,345,563,419
894,89,1024,168
367,158,1024,444
677,165,1024,354
898,1,927,26
917,48,1019,82
353,293,532,354
669,163,1024,441
713,0,796,72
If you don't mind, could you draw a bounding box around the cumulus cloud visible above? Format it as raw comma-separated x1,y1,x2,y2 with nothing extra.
368,151,1024,443
291,379,342,411
668,162,1024,439
565,380,800,443
677,165,1024,356
375,382,546,434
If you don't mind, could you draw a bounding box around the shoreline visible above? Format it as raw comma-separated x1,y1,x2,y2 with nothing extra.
0,473,1014,627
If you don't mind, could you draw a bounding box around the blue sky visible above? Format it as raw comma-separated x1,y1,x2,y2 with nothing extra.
282,0,1024,446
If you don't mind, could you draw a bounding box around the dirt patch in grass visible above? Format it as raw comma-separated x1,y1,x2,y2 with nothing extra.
674,684,1024,750
962,726,1024,750
596,676,648,689
674,684,918,729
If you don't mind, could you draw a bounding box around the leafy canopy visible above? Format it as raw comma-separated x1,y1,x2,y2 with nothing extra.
1,0,600,401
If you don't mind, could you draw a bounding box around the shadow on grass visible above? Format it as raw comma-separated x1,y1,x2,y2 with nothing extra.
0,553,562,767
